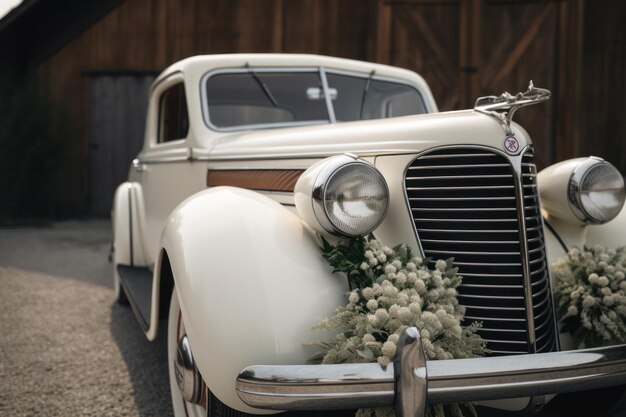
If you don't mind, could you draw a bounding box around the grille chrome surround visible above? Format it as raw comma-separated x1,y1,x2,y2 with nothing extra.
404,146,557,355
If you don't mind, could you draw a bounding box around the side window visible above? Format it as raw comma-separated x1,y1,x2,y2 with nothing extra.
158,83,189,143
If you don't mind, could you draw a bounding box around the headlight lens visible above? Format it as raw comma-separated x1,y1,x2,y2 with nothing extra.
569,158,625,224
313,158,389,236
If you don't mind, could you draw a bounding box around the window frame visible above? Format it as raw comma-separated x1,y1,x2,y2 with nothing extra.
199,66,428,132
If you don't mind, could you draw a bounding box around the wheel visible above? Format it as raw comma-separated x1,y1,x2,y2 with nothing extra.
167,287,354,417
168,288,206,417
168,287,254,417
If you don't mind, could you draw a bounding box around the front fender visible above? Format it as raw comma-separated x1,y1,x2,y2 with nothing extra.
161,187,347,413
545,204,626,260
544,204,626,350
584,204,626,249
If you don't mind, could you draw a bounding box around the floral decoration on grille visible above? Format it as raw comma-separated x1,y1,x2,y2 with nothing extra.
310,236,487,417
553,245,626,348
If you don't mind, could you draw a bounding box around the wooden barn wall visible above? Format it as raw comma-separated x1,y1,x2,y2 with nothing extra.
37,0,625,214
581,0,626,173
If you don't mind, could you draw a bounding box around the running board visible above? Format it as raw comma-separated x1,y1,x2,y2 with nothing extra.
117,265,153,331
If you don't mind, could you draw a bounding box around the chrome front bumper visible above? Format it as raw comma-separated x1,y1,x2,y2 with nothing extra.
236,328,626,417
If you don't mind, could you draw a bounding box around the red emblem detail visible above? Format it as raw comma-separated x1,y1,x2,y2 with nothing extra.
504,136,520,154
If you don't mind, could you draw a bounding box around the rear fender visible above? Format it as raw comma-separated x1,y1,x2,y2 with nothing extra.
112,182,148,267
160,186,347,413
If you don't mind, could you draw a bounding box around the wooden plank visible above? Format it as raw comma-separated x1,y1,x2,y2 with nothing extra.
554,0,584,162
492,3,554,85
480,4,543,87
458,0,469,105
272,0,284,52
469,0,481,102
477,1,557,169
385,0,459,4
458,0,482,109
579,0,625,173
377,0,392,63
394,5,457,85
388,2,460,110
282,0,319,52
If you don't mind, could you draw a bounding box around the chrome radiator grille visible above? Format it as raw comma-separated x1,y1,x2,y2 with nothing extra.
522,150,557,353
404,147,557,355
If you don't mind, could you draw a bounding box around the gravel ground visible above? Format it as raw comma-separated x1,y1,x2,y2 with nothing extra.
0,220,172,417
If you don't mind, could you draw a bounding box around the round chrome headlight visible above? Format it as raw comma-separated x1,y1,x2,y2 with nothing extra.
295,154,389,237
568,157,625,224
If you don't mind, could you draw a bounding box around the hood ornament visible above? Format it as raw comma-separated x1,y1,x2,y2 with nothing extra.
474,81,551,137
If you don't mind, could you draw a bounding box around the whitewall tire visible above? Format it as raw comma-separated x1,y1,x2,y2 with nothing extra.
168,288,206,417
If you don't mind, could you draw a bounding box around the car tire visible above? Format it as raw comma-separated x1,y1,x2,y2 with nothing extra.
544,385,626,417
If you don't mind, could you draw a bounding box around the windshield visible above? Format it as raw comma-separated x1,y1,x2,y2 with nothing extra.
202,68,427,130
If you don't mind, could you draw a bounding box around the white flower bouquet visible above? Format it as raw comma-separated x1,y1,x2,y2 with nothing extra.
311,236,487,417
553,245,626,348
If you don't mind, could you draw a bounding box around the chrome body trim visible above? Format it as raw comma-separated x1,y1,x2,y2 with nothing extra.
512,147,536,352
138,156,190,164
175,334,202,404
319,67,336,123
235,327,626,412
132,158,147,172
567,156,625,224
136,150,419,164
394,327,427,417
527,149,561,352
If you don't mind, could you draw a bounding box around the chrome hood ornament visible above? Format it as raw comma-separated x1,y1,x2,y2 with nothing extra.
474,81,551,136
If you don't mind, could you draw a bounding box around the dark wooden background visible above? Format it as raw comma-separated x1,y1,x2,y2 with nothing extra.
28,0,626,214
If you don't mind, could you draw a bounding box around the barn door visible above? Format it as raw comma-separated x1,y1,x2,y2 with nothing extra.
377,0,583,170
89,74,155,216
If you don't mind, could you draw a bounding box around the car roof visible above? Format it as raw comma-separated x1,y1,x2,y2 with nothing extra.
153,53,431,96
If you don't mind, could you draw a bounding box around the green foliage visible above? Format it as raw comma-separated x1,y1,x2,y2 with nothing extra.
321,235,372,289
0,68,71,221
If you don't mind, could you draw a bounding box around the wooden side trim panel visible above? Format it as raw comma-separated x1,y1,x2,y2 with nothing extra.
206,169,304,192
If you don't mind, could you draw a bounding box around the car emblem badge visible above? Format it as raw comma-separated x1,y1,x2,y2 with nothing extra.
503,136,520,155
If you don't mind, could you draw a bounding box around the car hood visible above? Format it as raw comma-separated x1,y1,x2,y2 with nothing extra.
193,110,531,161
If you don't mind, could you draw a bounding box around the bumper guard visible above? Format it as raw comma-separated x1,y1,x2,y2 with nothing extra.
236,328,626,417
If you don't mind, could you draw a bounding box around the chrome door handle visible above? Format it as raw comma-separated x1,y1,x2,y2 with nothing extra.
133,159,147,172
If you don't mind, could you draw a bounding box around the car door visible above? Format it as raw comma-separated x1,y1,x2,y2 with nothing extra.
134,73,199,266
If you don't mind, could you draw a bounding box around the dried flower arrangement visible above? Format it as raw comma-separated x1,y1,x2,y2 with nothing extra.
553,245,626,348
311,236,487,417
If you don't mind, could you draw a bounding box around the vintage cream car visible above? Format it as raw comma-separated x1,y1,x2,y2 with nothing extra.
111,54,626,417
